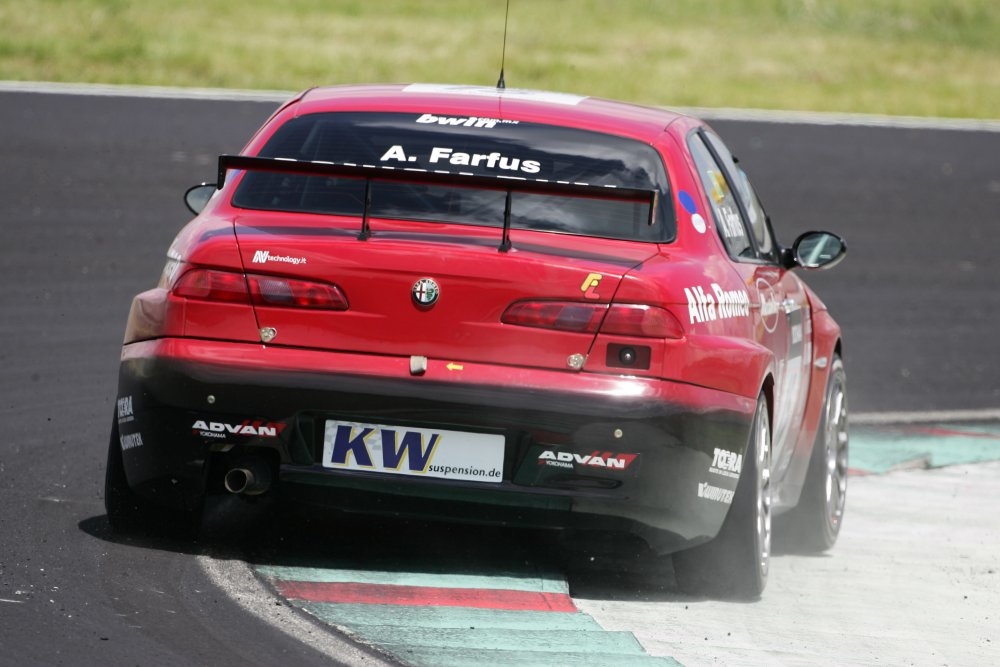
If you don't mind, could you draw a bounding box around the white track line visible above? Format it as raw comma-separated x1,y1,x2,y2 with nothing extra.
853,408,1000,425
3,80,1000,132
0,80,291,103
675,105,1000,132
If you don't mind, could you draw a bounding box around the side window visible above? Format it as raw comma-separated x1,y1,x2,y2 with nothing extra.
703,132,777,262
688,134,753,258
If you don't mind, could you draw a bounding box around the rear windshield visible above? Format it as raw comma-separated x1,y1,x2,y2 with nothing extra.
232,112,674,242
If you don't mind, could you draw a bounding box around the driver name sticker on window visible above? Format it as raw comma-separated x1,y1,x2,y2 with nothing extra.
379,144,541,174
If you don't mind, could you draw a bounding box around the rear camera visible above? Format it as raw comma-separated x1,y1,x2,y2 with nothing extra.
606,343,650,370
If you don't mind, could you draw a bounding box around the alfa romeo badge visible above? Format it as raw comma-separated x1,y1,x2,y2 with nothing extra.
412,278,440,306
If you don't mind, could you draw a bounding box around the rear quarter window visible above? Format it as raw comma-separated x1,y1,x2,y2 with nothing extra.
687,133,753,258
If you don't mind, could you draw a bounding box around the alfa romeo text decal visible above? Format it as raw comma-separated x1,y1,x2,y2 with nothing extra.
685,283,750,324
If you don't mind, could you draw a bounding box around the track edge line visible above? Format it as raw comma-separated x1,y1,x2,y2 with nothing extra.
853,408,1000,425
3,80,1000,131
197,552,400,666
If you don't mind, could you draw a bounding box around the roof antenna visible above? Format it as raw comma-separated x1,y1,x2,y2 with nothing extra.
496,0,510,89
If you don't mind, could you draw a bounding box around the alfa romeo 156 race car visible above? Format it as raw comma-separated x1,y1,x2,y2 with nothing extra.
106,83,848,597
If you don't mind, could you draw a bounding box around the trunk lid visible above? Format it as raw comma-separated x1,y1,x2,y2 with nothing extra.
235,213,657,372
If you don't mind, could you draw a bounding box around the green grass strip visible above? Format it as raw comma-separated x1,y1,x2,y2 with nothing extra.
2,0,998,119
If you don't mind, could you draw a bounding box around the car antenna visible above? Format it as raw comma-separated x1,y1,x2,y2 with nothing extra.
496,0,510,89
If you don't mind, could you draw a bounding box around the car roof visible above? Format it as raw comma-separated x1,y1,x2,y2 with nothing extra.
294,84,695,144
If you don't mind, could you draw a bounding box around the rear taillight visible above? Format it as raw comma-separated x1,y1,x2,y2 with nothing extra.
501,301,607,333
502,300,683,339
601,304,684,339
173,269,250,303
173,269,348,310
247,275,348,310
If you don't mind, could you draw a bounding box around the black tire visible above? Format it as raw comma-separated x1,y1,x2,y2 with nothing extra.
777,355,848,552
105,417,203,537
673,395,771,599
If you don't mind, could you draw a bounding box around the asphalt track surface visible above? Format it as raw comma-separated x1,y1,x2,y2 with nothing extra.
1,90,999,665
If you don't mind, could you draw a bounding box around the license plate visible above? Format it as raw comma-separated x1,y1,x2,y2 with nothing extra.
322,420,504,484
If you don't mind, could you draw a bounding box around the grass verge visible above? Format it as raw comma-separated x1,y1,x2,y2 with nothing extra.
1,0,998,118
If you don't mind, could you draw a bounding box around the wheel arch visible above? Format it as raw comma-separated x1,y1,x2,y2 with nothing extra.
772,312,843,513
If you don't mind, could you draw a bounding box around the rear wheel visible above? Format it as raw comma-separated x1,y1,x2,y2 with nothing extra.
778,355,848,552
673,395,771,599
105,417,202,537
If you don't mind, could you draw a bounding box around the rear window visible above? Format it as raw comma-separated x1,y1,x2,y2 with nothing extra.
232,112,674,242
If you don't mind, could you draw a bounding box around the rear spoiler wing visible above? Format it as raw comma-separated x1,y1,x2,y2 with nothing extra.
217,155,658,251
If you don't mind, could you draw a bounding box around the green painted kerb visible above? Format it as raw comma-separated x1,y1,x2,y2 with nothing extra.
851,423,1000,474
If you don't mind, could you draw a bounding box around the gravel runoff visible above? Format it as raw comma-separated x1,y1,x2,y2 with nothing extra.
576,461,1000,666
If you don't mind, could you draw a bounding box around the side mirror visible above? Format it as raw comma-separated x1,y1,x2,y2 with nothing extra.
785,231,847,270
184,183,217,215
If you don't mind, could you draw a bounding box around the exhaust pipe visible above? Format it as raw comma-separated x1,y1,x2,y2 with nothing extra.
224,460,273,496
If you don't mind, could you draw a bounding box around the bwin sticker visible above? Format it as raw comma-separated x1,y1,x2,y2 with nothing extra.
415,113,511,129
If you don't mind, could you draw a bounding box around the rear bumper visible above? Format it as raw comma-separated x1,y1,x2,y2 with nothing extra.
116,338,756,552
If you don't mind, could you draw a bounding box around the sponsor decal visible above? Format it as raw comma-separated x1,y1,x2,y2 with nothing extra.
117,395,134,424
707,170,729,204
709,447,743,479
698,481,734,504
379,145,541,174
191,419,287,439
323,421,503,483
678,190,698,214
685,283,750,324
678,190,707,234
756,278,780,333
415,113,517,129
717,203,745,239
691,213,707,234
120,432,144,451
802,315,813,368
252,250,307,266
703,172,745,238
580,273,603,300
786,302,804,359
537,450,638,471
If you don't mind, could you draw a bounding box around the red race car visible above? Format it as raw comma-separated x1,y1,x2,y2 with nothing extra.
107,84,848,597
